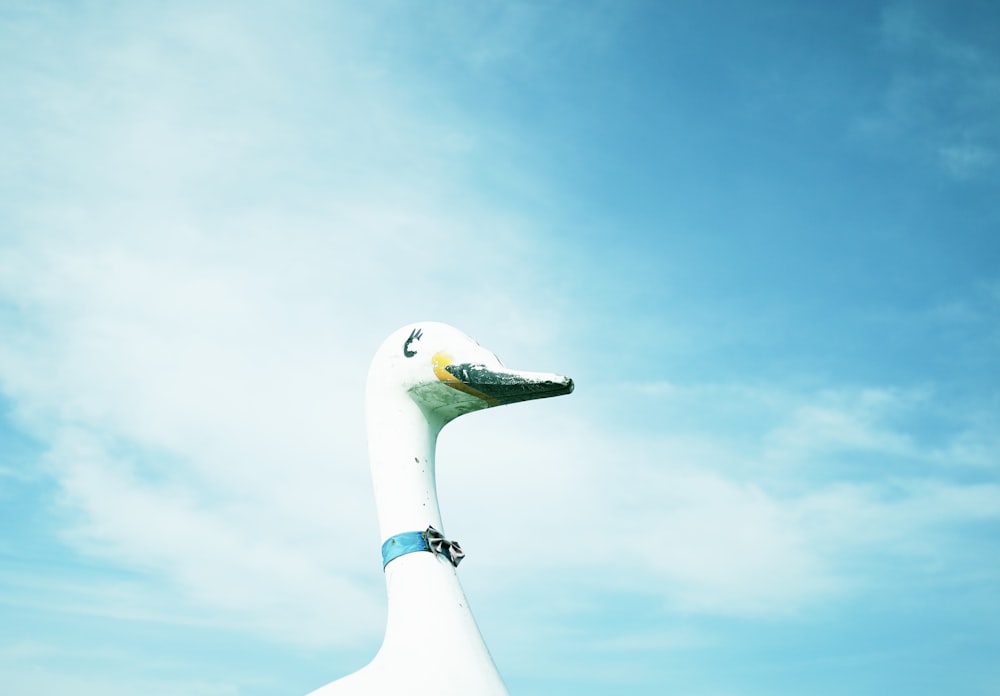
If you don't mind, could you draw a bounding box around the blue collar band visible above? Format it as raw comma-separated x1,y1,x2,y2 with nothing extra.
381,526,465,569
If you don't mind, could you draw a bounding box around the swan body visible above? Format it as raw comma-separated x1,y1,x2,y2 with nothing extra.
307,322,573,696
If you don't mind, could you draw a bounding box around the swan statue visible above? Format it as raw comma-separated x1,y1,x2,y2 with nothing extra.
307,322,574,695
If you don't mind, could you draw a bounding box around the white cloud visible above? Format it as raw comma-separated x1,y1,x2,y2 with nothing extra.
762,387,919,462
44,428,383,646
1,665,242,696
440,382,1000,622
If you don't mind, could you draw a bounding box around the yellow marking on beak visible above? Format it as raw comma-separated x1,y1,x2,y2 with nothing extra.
432,351,454,382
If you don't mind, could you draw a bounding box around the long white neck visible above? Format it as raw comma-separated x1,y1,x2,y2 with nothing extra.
366,389,445,541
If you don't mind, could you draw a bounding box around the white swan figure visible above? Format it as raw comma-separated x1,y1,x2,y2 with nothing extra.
307,322,574,696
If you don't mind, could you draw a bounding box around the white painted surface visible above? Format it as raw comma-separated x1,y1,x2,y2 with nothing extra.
307,323,571,696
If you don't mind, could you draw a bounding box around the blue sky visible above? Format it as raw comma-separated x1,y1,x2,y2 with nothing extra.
1,1,998,694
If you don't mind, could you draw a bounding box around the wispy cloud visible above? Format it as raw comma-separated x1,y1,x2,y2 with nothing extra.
855,1,1000,180
440,381,1000,625
939,142,997,179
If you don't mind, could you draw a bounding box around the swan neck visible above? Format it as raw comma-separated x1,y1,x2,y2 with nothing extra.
366,390,445,542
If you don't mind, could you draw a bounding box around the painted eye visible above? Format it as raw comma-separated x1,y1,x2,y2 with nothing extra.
402,328,423,357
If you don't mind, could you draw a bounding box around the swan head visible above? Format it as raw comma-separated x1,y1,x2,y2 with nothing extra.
368,322,574,426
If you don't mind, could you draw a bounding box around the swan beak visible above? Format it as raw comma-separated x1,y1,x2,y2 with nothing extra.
433,353,574,407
